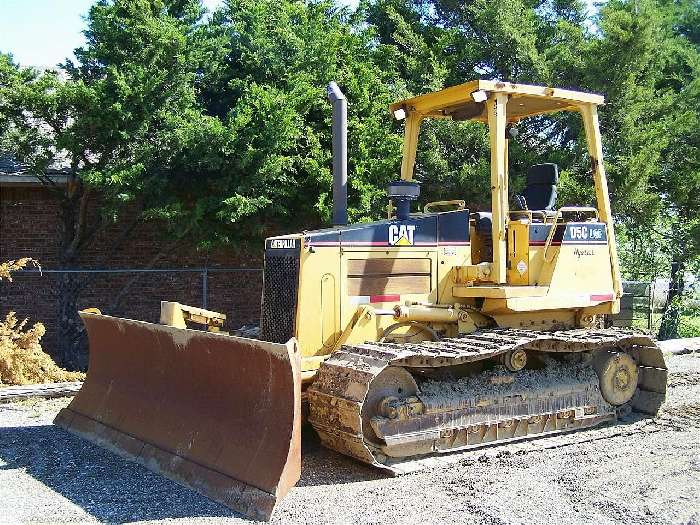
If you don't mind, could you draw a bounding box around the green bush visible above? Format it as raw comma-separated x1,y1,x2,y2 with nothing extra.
678,302,700,338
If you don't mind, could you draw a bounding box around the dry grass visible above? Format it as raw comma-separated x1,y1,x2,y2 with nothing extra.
0,258,40,281
0,258,84,386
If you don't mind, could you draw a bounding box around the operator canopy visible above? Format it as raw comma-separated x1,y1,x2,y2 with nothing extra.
389,80,605,122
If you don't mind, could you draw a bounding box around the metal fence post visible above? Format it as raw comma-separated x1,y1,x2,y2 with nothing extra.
202,267,208,310
648,281,653,330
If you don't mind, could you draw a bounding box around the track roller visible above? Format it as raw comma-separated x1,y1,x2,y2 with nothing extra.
501,349,528,371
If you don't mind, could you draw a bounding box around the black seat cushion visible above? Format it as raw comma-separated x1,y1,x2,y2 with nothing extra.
517,163,558,211
527,163,559,185
474,212,492,235
472,212,493,262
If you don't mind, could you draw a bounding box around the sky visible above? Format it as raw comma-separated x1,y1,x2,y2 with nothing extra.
0,0,227,68
1,0,594,69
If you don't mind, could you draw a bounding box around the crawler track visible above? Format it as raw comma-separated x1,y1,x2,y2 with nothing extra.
307,328,667,474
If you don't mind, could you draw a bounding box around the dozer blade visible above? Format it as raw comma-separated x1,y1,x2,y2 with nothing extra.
54,312,301,521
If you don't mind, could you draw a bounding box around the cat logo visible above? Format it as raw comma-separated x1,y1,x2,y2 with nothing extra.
388,224,416,246
269,238,297,249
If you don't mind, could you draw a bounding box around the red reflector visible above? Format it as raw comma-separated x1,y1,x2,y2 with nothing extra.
590,293,614,301
369,294,401,303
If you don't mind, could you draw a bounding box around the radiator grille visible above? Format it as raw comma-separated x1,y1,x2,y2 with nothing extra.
260,253,300,343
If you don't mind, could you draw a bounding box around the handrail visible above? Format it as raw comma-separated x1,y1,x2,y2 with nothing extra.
508,209,547,223
423,200,466,213
558,206,599,221
543,210,565,262
559,206,600,221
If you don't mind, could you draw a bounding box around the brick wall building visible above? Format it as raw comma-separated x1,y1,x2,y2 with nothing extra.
0,161,264,360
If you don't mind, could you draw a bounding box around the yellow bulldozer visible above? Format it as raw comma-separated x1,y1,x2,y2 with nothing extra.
55,80,668,520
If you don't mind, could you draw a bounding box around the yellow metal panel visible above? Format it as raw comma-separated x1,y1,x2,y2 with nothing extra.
484,293,610,313
487,92,509,284
547,241,614,294
347,274,431,296
389,80,604,120
294,244,340,360
340,248,438,344
490,310,577,329
533,244,559,287
527,245,548,285
321,273,337,350
437,244,471,304
452,285,549,298
507,220,529,285
580,103,622,301
400,113,423,181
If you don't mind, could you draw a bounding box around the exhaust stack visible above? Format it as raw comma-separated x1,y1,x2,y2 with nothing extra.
327,81,347,226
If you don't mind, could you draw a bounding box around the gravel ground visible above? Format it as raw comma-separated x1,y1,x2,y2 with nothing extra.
1,353,699,525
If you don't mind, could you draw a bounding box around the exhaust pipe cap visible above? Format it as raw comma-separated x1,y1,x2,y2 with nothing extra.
388,180,420,221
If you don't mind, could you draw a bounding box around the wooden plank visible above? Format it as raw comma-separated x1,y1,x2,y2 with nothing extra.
657,338,700,355
347,258,430,276
0,381,83,403
347,275,431,296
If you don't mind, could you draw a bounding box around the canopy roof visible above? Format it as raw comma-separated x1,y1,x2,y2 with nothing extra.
389,80,604,123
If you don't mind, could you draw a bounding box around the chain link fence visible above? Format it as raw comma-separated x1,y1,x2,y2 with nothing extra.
0,267,264,355
15,267,264,310
612,280,669,332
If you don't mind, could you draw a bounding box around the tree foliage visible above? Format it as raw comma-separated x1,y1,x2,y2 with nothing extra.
364,0,699,273
1,0,208,366
0,0,698,361
188,0,404,240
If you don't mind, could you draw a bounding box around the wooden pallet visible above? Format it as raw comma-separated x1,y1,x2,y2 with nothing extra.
658,338,700,355
0,382,83,404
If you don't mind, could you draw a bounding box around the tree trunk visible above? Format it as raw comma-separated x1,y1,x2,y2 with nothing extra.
55,273,88,370
54,182,89,370
658,261,684,340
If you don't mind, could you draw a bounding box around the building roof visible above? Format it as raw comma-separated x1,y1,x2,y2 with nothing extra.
0,153,71,187
389,80,605,123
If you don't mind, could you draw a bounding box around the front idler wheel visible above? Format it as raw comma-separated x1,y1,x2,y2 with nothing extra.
593,351,639,406
362,367,418,444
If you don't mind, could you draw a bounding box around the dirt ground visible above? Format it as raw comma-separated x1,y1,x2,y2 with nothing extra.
0,352,698,525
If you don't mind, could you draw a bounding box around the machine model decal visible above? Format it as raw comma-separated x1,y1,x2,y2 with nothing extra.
529,222,608,246
388,224,416,246
568,224,604,241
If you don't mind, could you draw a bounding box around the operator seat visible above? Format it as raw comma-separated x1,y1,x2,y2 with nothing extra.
473,212,494,262
473,163,559,262
514,163,559,213
474,163,560,235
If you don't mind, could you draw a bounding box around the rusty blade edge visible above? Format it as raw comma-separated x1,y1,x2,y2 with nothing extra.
78,311,293,361
54,408,280,521
72,313,302,504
